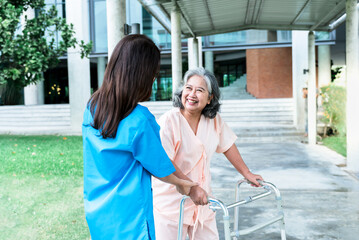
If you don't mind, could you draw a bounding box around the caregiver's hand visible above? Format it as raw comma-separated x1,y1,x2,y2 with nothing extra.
176,179,199,196
157,174,198,196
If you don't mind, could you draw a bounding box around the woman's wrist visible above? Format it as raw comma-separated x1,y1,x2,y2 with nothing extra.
242,169,252,178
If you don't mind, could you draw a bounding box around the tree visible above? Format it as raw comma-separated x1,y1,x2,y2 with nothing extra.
0,0,92,104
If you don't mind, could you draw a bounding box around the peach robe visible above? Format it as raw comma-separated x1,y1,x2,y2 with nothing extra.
152,108,237,227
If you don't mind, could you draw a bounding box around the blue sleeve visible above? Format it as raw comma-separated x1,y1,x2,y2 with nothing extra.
132,119,176,178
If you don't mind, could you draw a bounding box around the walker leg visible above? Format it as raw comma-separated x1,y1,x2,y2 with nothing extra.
277,197,286,240
177,196,189,240
223,215,231,240
268,182,287,240
280,221,286,240
233,179,246,240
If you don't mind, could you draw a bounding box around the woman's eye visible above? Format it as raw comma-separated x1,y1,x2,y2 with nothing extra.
197,89,203,92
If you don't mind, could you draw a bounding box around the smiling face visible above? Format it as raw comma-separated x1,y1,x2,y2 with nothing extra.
181,75,212,115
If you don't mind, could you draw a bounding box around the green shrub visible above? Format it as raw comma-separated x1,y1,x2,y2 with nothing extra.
320,84,346,136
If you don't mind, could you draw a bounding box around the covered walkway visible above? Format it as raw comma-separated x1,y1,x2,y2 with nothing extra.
137,0,359,173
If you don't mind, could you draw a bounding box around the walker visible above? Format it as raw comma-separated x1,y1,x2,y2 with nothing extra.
177,179,286,240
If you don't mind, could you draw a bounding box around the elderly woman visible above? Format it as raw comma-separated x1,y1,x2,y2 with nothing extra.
152,67,263,240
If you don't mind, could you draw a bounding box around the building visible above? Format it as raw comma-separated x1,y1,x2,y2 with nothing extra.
3,0,358,171
30,0,340,106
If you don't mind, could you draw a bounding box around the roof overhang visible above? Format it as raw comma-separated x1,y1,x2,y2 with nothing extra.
138,0,358,38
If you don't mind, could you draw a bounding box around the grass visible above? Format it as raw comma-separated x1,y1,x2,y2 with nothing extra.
322,134,347,157
0,135,90,240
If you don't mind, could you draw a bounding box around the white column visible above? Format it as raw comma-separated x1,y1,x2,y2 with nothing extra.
171,2,182,95
346,0,359,171
97,57,106,88
188,37,199,69
318,45,331,87
292,31,309,131
66,0,91,132
21,8,44,105
188,38,193,69
308,31,317,145
107,0,126,58
24,81,44,105
205,51,214,73
198,36,203,67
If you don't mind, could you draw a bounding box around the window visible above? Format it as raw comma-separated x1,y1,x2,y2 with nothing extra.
90,0,108,53
43,0,66,48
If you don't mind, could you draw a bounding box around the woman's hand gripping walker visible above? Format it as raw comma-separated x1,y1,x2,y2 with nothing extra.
177,179,286,240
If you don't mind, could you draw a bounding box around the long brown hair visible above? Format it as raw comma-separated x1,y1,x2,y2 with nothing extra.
88,34,160,138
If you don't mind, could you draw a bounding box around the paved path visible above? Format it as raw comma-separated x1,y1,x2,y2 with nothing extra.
209,142,359,240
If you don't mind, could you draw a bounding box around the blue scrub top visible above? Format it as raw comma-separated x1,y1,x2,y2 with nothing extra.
82,104,176,240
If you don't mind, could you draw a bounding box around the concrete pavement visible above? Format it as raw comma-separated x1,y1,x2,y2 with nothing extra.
209,142,359,240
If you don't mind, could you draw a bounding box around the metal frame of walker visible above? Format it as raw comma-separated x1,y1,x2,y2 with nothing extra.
177,179,286,240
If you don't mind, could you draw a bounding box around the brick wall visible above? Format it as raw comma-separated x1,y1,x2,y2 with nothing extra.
246,47,293,98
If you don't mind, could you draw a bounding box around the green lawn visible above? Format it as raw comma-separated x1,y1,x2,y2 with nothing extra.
322,135,347,157
0,135,90,240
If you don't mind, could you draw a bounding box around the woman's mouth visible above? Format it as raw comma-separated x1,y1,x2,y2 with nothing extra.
187,99,198,104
